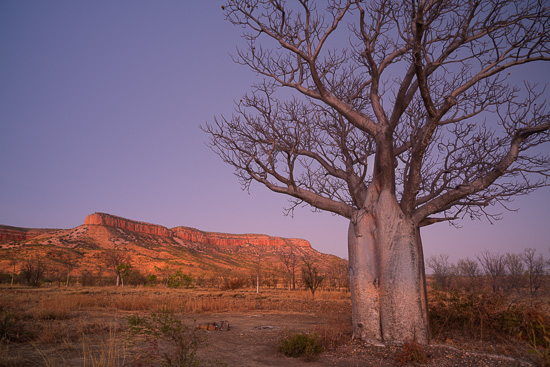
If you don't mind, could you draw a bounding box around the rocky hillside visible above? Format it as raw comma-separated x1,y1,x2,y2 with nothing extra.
0,225,59,242
0,213,347,287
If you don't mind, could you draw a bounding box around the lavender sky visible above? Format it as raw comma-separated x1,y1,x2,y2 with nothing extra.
1,1,548,262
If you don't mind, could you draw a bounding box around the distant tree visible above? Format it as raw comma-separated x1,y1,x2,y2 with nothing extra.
21,258,47,287
426,254,454,290
301,257,325,297
116,263,132,287
58,251,79,288
81,270,95,287
145,274,158,287
456,257,482,292
104,250,131,287
504,252,525,294
154,264,174,288
477,250,506,293
523,248,546,296
168,270,194,289
263,264,282,289
279,245,299,291
251,246,266,293
335,260,350,291
205,0,550,344
9,257,17,286
325,260,350,291
48,265,65,287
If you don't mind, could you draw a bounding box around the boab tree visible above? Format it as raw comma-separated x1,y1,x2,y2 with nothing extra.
204,0,549,345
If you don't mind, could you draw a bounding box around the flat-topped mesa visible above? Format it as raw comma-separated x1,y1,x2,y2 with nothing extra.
83,213,311,249
84,213,172,237
172,226,311,248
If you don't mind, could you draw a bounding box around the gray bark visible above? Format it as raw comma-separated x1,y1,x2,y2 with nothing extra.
349,190,429,344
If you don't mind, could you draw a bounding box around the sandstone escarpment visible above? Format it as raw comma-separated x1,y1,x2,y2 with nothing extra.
0,225,58,242
84,212,311,249
172,227,311,248
84,213,172,237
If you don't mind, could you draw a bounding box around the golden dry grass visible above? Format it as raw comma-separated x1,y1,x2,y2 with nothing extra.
0,284,545,366
0,285,351,366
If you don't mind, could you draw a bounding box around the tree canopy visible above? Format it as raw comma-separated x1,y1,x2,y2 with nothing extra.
205,0,549,227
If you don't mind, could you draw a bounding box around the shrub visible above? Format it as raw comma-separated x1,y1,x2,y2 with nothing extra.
429,290,527,341
168,270,194,289
395,341,428,366
221,277,248,290
146,274,158,286
521,314,550,367
313,316,351,351
127,309,205,367
0,308,22,342
277,330,323,361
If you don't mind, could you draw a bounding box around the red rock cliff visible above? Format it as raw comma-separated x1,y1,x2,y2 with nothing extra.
172,226,311,248
0,225,58,242
84,213,311,248
84,213,172,237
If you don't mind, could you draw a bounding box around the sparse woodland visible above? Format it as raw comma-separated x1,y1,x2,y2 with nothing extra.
0,246,549,366
1,0,550,364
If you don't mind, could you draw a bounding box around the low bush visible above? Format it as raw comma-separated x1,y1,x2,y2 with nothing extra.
429,290,528,342
395,341,428,366
277,330,323,361
221,277,248,290
522,314,550,367
0,308,23,342
313,315,351,351
127,308,205,367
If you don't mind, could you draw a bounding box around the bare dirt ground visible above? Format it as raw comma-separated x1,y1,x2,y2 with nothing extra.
190,311,535,367
3,309,536,366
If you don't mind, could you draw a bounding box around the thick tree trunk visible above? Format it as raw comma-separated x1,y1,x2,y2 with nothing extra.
348,190,429,345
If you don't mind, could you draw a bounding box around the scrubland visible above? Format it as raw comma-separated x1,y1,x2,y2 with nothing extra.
0,282,548,366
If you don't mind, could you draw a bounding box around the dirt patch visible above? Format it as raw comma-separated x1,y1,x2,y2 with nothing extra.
189,311,535,367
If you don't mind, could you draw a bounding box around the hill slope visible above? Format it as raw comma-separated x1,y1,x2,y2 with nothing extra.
0,213,347,287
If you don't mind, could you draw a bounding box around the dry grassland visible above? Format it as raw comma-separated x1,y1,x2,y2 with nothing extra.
0,285,547,366
0,286,351,366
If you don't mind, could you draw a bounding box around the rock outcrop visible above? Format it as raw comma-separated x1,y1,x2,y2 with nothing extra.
84,212,311,249
172,226,310,248
84,213,172,237
0,225,58,242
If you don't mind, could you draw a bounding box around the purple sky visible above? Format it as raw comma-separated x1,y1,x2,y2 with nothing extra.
1,1,548,262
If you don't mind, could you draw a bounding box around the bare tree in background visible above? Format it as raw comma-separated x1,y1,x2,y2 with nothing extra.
61,252,80,288
477,250,506,293
523,248,546,296
426,254,454,290
504,252,524,293
205,0,549,344
8,256,17,286
456,257,482,292
279,245,299,290
104,250,131,287
251,245,266,293
21,257,47,287
301,256,325,297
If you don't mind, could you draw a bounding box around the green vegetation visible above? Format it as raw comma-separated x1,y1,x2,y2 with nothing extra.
277,330,324,361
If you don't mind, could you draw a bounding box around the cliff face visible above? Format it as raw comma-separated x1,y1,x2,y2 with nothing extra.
172,226,311,248
84,212,311,249
0,225,58,242
84,213,172,237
